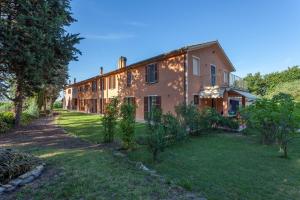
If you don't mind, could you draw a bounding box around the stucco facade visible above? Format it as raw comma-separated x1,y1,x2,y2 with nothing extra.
63,41,252,121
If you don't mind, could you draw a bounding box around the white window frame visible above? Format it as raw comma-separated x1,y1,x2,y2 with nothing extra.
192,56,200,76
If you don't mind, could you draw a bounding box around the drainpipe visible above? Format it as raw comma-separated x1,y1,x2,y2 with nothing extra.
184,53,188,105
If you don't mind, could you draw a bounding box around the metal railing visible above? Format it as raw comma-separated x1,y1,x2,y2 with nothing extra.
229,74,247,91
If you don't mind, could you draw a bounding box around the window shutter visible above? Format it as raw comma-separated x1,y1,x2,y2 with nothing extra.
156,96,161,110
144,96,148,120
154,64,159,82
103,78,106,90
145,66,148,83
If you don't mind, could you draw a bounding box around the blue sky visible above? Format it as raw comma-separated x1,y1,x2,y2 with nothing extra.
67,0,300,82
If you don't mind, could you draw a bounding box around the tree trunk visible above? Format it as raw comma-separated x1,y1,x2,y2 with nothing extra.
14,79,23,127
283,145,288,158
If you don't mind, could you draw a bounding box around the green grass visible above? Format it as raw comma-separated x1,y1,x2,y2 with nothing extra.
56,110,147,143
17,110,299,200
128,134,300,200
14,147,177,200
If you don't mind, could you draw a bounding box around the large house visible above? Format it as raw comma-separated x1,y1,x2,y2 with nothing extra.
63,40,256,121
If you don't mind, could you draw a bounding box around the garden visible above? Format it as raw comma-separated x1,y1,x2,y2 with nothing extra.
50,93,300,200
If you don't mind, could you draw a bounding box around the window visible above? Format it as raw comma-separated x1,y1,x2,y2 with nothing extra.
223,71,228,84
145,63,158,84
211,65,216,86
92,80,97,92
124,97,135,105
144,96,161,120
192,57,200,76
99,78,105,91
68,89,71,94
79,86,83,92
193,95,199,105
127,71,132,87
109,75,116,89
84,84,89,92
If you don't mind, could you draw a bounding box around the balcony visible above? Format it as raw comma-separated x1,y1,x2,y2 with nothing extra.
229,74,247,91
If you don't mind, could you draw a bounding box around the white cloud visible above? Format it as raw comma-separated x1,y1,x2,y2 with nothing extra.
84,33,135,40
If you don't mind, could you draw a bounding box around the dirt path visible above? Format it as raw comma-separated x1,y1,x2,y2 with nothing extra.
0,115,97,150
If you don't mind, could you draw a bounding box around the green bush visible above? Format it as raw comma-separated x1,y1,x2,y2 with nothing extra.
53,101,63,109
102,97,119,143
217,116,240,130
241,93,299,157
0,112,15,126
21,112,37,125
0,102,13,112
119,103,136,150
24,97,39,118
0,121,9,134
146,108,167,162
161,112,187,144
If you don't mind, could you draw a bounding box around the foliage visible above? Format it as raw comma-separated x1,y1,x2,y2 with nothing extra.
0,111,15,126
0,102,13,112
53,101,63,109
146,108,167,162
119,103,136,150
0,148,41,184
102,97,119,143
0,0,81,126
175,104,240,134
24,97,39,118
266,80,300,102
161,112,187,144
242,93,299,157
21,112,37,126
244,66,300,96
175,103,202,134
0,121,9,134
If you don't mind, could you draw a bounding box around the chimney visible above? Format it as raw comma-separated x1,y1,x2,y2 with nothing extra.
100,67,103,75
118,56,127,69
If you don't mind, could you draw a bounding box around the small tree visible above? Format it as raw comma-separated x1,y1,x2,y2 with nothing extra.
146,108,166,162
119,102,136,150
102,97,119,143
272,93,298,158
242,92,299,158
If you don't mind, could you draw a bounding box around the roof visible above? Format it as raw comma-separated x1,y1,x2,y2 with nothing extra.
66,40,235,88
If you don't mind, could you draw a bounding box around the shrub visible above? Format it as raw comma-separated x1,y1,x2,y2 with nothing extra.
242,92,299,157
102,97,119,143
24,97,39,118
21,112,37,125
0,121,9,134
161,112,187,144
217,116,240,130
0,112,15,126
119,103,136,150
53,101,63,109
0,102,13,112
175,103,202,134
146,108,167,162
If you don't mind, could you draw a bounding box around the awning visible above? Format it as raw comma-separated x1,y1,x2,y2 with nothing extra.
229,89,257,100
199,86,225,98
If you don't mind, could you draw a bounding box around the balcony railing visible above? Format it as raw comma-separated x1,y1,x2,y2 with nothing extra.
229,74,247,91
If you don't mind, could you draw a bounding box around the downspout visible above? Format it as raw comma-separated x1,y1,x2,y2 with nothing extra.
184,52,188,105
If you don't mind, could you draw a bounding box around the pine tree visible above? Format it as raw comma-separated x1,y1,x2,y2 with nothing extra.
0,0,81,126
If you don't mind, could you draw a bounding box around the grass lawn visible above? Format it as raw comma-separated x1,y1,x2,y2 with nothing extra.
54,110,300,200
128,134,300,200
56,110,147,143
14,147,178,200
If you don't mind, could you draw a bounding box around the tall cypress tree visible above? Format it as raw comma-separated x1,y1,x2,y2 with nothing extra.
0,0,81,126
